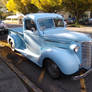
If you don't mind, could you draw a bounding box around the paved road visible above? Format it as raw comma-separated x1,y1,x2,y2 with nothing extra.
8,54,92,92
67,26,92,33
0,56,28,92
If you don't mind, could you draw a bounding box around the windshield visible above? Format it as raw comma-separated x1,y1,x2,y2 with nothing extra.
38,18,64,31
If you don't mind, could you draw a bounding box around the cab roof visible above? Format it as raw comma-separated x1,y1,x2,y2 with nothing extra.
24,13,63,20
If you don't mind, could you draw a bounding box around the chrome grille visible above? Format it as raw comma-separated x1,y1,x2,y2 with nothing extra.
81,42,92,69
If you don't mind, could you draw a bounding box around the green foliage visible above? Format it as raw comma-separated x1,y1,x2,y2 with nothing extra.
6,0,39,14
0,1,9,20
32,0,62,13
62,0,92,24
88,0,92,3
69,23,81,27
6,0,17,12
3,0,92,21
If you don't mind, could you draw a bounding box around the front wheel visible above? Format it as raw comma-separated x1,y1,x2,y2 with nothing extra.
44,59,61,79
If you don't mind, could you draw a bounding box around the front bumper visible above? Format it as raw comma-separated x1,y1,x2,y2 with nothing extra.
72,68,92,80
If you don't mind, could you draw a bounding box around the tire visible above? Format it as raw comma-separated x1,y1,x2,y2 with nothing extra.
9,39,15,51
44,59,61,79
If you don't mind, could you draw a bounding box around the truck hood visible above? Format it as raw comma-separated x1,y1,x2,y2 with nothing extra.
43,28,91,43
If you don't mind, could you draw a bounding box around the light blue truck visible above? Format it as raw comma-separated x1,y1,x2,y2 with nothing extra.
7,13,92,79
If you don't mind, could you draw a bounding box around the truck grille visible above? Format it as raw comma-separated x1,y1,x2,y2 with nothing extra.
81,42,92,69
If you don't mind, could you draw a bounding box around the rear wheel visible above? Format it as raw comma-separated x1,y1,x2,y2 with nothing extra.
9,39,15,51
44,59,61,79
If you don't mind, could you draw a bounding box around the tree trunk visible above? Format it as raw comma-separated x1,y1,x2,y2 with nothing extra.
90,10,92,18
75,0,79,24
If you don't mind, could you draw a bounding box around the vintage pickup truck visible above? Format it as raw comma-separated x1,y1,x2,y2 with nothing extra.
7,13,92,79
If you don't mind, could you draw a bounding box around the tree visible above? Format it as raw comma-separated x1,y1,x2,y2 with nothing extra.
32,0,62,13
88,0,92,17
6,0,38,14
88,0,92,3
0,1,10,19
1,0,8,5
6,0,17,13
62,0,92,24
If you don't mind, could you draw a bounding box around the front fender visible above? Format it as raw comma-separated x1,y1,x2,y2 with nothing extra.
39,48,80,75
7,33,26,49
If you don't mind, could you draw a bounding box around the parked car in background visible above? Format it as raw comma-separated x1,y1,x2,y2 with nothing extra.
79,18,92,25
0,21,8,36
87,18,92,25
0,21,6,29
66,17,75,24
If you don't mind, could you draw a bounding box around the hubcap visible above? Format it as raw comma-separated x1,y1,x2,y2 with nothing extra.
10,41,14,51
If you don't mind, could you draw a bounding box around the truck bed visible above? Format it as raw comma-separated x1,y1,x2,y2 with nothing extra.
9,27,23,35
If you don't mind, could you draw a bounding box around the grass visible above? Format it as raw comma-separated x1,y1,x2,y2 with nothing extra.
68,23,87,28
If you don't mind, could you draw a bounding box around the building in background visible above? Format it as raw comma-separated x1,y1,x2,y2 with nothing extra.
58,11,91,19
3,14,24,24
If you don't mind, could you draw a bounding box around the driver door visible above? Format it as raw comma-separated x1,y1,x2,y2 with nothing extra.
24,19,41,61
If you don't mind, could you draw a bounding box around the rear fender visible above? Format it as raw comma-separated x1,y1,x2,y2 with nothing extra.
7,34,26,49
39,48,80,75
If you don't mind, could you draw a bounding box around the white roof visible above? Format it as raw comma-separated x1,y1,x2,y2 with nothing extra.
25,13,63,20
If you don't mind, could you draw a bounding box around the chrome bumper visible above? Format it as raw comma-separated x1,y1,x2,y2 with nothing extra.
72,68,92,80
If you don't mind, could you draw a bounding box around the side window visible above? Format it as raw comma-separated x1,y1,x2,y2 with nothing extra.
25,19,37,32
54,19,64,27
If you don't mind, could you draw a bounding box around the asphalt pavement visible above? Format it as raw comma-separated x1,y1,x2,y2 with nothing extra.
0,57,28,92
67,26,92,33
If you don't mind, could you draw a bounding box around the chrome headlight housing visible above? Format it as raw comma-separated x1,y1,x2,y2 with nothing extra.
70,44,80,52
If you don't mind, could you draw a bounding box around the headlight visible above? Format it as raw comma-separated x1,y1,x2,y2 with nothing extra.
74,46,79,52
70,44,79,52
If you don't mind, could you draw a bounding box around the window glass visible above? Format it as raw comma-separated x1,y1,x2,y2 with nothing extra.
54,19,64,27
38,18,64,31
38,19,54,31
25,19,37,31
